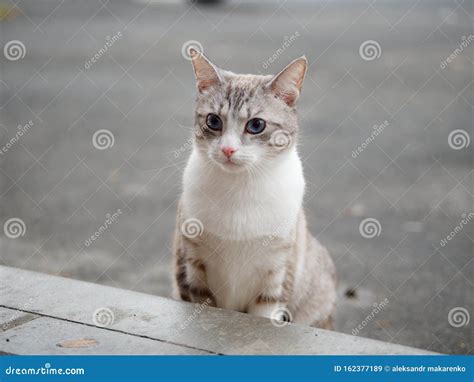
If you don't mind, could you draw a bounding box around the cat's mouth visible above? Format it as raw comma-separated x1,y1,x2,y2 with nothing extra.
221,159,244,171
214,157,247,173
208,150,256,173
224,159,239,166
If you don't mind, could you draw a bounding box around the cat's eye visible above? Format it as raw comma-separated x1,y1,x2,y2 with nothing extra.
206,113,223,131
245,118,266,135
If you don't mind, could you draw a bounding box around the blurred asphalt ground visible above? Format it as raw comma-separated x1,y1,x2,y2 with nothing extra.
0,0,472,354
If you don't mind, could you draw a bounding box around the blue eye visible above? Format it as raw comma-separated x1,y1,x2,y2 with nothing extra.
206,113,223,131
245,118,266,134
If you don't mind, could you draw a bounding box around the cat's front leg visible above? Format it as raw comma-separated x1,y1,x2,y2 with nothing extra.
247,269,288,322
174,234,216,306
248,298,286,321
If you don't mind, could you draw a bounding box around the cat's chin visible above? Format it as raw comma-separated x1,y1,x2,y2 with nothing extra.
215,160,248,174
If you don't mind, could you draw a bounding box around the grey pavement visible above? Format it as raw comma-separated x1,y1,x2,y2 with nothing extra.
0,0,472,354
0,265,435,355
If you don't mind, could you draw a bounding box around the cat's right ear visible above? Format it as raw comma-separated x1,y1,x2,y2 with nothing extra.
189,49,222,93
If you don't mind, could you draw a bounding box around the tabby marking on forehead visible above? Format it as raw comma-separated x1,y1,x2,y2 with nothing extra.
213,78,263,119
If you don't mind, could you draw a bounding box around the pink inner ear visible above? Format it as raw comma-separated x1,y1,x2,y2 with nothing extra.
294,76,303,89
271,80,299,106
195,66,220,92
270,59,306,106
191,53,221,93
198,77,216,92
274,88,298,106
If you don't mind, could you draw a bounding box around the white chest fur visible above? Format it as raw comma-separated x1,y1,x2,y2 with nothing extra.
202,236,288,310
181,148,305,241
181,148,305,311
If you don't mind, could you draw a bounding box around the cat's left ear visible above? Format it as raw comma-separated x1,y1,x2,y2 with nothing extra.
268,56,307,107
189,48,222,93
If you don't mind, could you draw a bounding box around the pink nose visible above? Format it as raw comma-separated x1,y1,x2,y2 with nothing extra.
221,146,236,159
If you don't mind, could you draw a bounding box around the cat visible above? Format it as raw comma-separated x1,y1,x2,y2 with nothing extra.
172,48,336,329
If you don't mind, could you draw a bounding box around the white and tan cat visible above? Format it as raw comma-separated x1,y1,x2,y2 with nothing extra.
173,48,336,328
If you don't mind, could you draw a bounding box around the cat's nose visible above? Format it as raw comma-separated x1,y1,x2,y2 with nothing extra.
221,146,237,159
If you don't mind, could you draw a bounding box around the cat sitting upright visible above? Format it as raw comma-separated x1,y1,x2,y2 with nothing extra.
173,48,336,329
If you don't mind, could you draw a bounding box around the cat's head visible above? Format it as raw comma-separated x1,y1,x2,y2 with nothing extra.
189,48,307,173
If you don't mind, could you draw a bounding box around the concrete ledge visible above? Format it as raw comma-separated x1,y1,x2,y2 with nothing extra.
0,266,435,355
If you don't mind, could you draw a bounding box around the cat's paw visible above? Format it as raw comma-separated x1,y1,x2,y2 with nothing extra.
270,307,292,324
